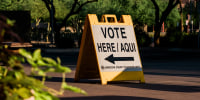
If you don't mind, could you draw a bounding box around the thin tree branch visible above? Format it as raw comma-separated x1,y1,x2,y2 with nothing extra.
41,0,97,33
160,0,180,24
58,0,97,30
42,0,51,13
74,0,98,14
151,0,160,24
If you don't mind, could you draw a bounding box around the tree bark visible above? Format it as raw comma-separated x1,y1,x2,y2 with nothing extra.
151,0,180,46
179,0,184,32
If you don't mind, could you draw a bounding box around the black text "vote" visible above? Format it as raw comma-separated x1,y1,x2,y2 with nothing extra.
100,27,127,39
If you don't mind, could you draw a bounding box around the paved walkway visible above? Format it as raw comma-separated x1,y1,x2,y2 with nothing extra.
26,47,200,100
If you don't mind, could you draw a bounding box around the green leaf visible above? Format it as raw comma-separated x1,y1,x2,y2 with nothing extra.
42,57,57,66
5,91,19,100
27,59,37,67
15,87,32,99
33,49,42,60
19,49,33,60
37,60,48,66
20,76,44,89
55,65,71,73
38,70,45,76
43,68,55,72
16,56,25,62
1,29,5,37
8,57,16,67
6,18,15,26
14,71,23,80
10,55,24,62
57,57,61,65
33,90,59,100
61,82,87,95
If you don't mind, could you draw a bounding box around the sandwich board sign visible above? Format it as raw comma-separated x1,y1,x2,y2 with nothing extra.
75,14,145,85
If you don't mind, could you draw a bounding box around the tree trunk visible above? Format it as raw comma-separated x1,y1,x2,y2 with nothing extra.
151,0,180,47
154,23,162,46
42,0,97,47
179,0,184,32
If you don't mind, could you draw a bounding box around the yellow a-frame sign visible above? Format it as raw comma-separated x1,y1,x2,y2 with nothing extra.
75,14,145,85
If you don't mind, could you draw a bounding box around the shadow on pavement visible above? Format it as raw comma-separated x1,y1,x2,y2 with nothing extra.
59,96,163,100
34,76,200,93
144,72,200,78
33,76,101,84
109,82,200,93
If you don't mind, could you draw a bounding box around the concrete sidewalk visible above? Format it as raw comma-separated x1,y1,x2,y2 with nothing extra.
28,47,200,100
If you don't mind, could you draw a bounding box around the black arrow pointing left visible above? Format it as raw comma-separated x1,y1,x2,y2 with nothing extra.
105,54,134,64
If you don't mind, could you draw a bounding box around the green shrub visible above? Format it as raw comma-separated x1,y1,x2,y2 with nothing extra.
160,27,198,48
0,16,86,100
135,28,152,47
160,27,186,47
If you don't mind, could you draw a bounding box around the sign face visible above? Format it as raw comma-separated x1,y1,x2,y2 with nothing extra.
75,14,145,85
92,25,142,72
